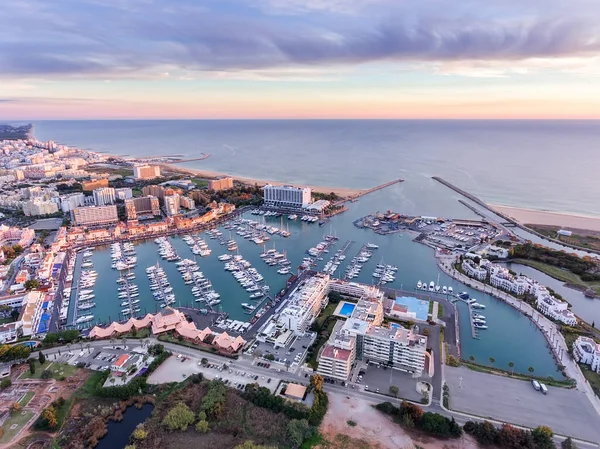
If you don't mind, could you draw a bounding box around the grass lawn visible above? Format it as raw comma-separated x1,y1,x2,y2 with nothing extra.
315,303,336,330
191,178,209,188
0,410,34,444
511,258,600,294
581,365,600,398
18,391,35,406
20,361,79,380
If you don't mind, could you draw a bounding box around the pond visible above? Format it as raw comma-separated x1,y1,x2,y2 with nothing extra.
95,403,154,449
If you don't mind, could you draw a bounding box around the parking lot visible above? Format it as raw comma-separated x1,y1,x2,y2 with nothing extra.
44,345,138,372
147,354,279,393
446,366,600,442
358,364,424,402
249,332,316,372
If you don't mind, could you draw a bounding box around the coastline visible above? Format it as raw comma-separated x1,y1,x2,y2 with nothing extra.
159,163,363,197
490,204,600,233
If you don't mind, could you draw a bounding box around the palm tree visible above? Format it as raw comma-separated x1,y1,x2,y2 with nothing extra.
86,343,91,353
528,366,535,375
110,338,115,348
508,361,514,375
489,357,495,368
469,355,475,363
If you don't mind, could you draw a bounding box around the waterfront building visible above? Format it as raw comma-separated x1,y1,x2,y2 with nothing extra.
486,264,531,295
328,279,385,302
483,245,510,259
262,184,312,209
22,199,59,216
60,192,86,212
462,259,488,281
305,200,331,213
208,176,234,191
573,336,600,373
82,178,109,191
189,190,211,204
17,291,46,337
164,194,180,216
316,320,356,381
133,164,161,180
93,187,116,206
115,187,133,200
179,195,195,210
535,290,577,326
125,195,160,220
72,205,119,227
278,273,330,335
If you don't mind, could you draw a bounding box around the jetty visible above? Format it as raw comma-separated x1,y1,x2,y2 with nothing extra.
335,178,404,206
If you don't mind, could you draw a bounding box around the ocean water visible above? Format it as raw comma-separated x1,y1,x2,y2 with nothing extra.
32,120,600,218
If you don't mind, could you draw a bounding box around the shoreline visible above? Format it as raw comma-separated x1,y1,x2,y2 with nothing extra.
490,204,600,233
159,163,363,197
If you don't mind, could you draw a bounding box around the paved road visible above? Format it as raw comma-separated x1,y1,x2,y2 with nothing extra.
32,340,599,447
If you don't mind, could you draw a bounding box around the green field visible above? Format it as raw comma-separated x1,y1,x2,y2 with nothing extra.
191,177,209,188
511,258,600,295
18,391,35,406
0,410,34,444
20,361,78,380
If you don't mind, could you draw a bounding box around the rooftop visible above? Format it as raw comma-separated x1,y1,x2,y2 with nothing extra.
285,383,307,400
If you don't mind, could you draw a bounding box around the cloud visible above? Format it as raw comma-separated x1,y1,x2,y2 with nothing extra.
0,0,599,79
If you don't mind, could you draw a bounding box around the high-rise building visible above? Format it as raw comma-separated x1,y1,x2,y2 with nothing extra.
22,199,59,216
262,184,312,209
208,176,234,191
115,187,133,200
125,196,160,220
163,194,180,216
133,165,161,180
60,193,86,213
180,196,195,209
72,205,118,226
278,274,330,335
82,179,109,191
92,187,116,206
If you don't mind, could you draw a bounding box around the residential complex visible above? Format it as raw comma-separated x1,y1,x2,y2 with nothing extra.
125,195,161,220
72,205,119,226
208,176,234,191
164,194,180,216
115,187,133,200
262,184,312,209
277,273,330,335
574,336,600,373
23,198,59,216
133,164,161,180
60,193,86,212
93,187,116,206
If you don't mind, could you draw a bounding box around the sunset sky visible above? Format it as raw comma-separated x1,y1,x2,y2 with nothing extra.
1,0,600,119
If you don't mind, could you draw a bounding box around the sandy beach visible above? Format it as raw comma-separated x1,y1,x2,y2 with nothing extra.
491,204,600,233
160,163,363,197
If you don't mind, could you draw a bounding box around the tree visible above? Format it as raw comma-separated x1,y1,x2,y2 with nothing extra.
41,369,52,379
162,402,195,431
469,355,475,362
29,359,36,375
10,309,19,321
532,426,555,449
310,374,324,392
24,279,40,291
132,424,148,440
489,357,495,367
0,378,11,389
201,357,208,366
234,442,277,449
195,420,209,433
528,366,535,374
197,411,207,421
39,351,46,365
286,419,315,449
508,361,514,375
561,436,577,449
389,385,399,397
10,402,22,414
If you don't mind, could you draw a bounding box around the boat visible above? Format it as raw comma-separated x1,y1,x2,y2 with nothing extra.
75,315,94,324
366,243,379,249
457,291,469,300
448,287,453,294
473,313,485,319
442,286,447,294
77,303,96,310
428,281,435,292
473,322,488,329
472,303,486,309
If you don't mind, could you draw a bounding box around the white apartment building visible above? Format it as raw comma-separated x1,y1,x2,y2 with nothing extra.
573,336,600,373
72,205,119,226
535,293,577,326
164,194,180,216
115,187,133,200
22,199,59,216
18,291,45,337
60,193,86,213
317,320,356,381
262,184,312,209
462,259,488,281
278,273,330,335
0,322,18,344
133,165,161,180
487,265,531,295
93,187,116,206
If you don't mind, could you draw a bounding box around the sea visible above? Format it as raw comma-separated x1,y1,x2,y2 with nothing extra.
31,120,600,218
30,119,598,379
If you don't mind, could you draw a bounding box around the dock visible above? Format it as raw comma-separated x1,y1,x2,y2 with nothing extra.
335,178,404,206
467,302,479,339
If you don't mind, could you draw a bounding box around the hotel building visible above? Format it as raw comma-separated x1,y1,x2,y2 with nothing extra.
164,194,180,216
115,187,133,200
125,195,160,220
208,176,234,191
93,187,116,206
73,205,119,226
133,165,161,180
262,184,312,209
278,273,330,335
462,259,488,281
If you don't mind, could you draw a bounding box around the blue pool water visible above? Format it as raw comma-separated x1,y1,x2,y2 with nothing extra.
394,296,429,321
339,302,356,317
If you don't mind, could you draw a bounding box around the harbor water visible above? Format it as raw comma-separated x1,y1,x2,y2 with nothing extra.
69,184,560,377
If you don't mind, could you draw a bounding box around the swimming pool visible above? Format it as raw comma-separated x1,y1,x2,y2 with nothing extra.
339,302,356,317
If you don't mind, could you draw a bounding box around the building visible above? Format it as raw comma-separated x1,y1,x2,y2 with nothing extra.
316,320,356,381
284,383,307,401
208,176,234,191
60,193,86,213
125,196,160,220
180,196,195,209
0,225,35,247
262,184,312,209
0,322,18,344
278,273,330,335
558,229,573,237
93,187,116,206
462,259,488,281
18,291,45,336
72,205,119,226
573,336,600,373
133,165,161,180
115,187,133,200
305,200,331,213
164,194,180,216
110,353,144,374
535,291,577,326
22,199,59,216
82,178,109,191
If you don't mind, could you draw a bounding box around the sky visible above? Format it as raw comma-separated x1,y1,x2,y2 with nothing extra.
1,0,600,119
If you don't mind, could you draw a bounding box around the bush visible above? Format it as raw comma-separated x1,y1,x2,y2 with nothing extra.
195,420,209,433
0,378,11,389
41,369,52,379
131,424,147,440
287,419,315,449
162,402,195,431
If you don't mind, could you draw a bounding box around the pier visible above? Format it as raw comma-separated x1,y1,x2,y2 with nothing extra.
335,178,404,206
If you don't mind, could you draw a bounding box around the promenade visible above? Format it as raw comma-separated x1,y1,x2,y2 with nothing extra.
436,252,600,417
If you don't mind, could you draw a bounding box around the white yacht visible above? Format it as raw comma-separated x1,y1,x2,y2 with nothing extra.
366,243,379,249
428,281,435,291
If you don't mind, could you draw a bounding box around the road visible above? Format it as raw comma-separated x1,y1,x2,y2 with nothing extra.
31,339,599,447
0,253,25,295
